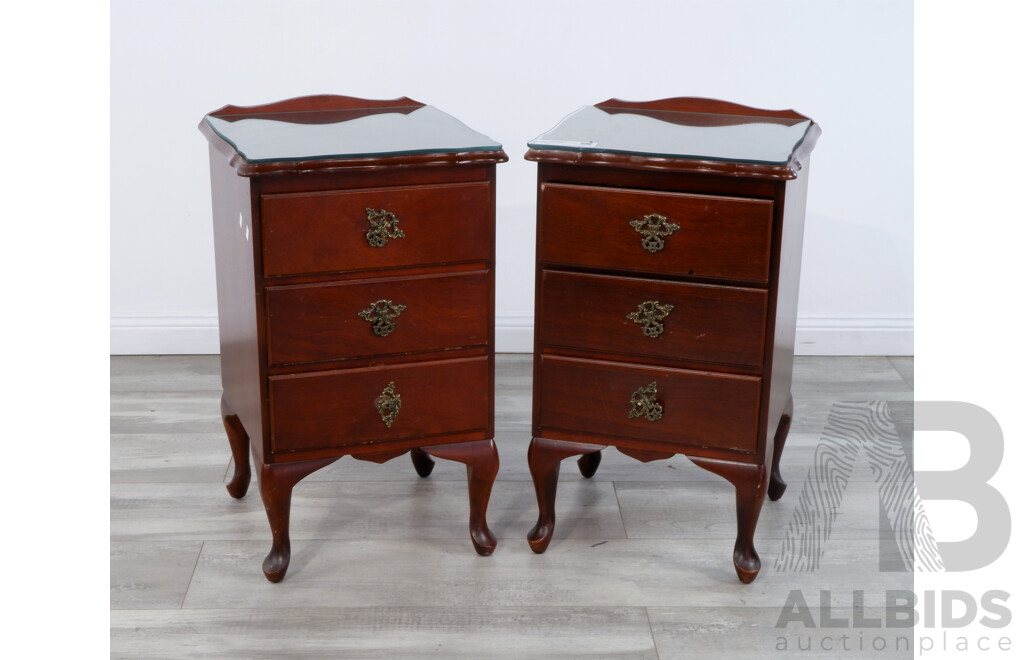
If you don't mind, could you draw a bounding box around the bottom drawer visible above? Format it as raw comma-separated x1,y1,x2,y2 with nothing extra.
536,355,761,454
269,356,490,454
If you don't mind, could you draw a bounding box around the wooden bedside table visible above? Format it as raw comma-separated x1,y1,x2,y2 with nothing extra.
523,98,820,583
199,95,507,582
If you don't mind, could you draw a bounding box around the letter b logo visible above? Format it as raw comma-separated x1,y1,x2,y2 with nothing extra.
915,401,1010,571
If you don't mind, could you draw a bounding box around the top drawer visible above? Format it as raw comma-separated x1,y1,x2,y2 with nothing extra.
261,182,491,277
539,183,773,283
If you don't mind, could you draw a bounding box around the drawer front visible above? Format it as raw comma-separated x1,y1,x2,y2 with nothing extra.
539,183,773,283
537,356,761,454
269,356,490,454
266,270,490,365
539,271,767,367
261,182,491,277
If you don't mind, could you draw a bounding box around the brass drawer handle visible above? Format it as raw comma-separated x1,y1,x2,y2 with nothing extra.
375,381,402,428
627,300,674,338
365,207,405,247
628,381,663,422
358,299,406,337
629,213,680,253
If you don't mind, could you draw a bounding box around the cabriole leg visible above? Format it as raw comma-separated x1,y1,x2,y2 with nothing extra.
221,395,251,499
577,450,602,479
258,457,338,582
689,457,769,584
527,437,606,553
768,394,794,501
422,439,500,556
410,447,436,478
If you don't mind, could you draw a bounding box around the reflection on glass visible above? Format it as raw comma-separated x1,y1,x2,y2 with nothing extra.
529,106,812,165
205,105,503,163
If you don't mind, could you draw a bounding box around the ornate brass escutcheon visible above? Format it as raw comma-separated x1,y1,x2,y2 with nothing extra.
627,381,663,422
358,299,407,337
626,300,674,338
365,207,406,247
375,381,402,428
628,213,680,254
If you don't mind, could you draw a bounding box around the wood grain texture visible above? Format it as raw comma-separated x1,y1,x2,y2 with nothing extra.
759,171,808,478
539,183,773,283
594,96,810,120
221,395,252,498
110,541,204,610
539,270,767,367
111,355,914,656
647,606,912,660
110,391,223,434
258,457,341,582
268,357,490,455
526,99,819,583
687,458,768,583
790,357,913,434
207,94,425,117
265,270,489,365
261,183,491,277
110,433,230,484
199,95,508,176
181,538,904,609
232,150,509,177
207,144,264,465
526,97,820,180
421,439,500,555
768,394,794,501
526,436,607,553
888,356,914,388
112,607,659,659
201,96,502,581
536,355,761,455
109,479,626,543
614,477,895,541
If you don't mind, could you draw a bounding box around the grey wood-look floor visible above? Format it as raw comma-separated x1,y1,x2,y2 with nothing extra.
111,355,914,659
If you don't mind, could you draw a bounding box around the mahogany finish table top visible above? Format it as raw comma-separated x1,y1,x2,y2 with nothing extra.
526,97,820,180
201,95,507,176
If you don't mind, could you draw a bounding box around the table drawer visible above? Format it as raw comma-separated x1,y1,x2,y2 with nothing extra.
539,271,767,367
261,182,491,277
537,355,761,454
269,356,490,454
266,270,489,365
539,183,773,283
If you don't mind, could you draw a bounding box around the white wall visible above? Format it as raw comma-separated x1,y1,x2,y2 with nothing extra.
111,0,912,356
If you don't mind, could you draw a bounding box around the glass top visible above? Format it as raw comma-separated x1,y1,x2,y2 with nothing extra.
528,105,813,165
204,105,503,163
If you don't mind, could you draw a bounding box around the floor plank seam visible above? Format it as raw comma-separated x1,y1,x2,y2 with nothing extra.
886,355,914,389
611,481,630,539
644,607,662,660
181,540,204,610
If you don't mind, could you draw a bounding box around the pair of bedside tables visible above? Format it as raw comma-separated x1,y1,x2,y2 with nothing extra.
199,94,820,583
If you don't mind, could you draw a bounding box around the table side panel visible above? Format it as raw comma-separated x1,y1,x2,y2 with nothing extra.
208,145,264,464
764,168,810,464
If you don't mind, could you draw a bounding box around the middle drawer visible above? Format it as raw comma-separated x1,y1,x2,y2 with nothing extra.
539,271,767,367
266,270,489,365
